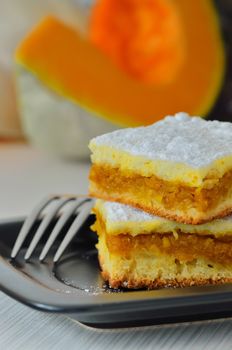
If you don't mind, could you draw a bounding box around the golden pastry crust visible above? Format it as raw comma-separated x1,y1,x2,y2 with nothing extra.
98,253,232,289
100,267,232,289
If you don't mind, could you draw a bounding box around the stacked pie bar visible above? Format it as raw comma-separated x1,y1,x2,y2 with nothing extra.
89,113,232,288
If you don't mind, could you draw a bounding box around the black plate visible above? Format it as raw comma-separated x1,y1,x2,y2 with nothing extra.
0,216,232,329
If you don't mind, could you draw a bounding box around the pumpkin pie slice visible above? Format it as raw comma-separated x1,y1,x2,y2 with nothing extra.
89,113,232,224
92,199,232,289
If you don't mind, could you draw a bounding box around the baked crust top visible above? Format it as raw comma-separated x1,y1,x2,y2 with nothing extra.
90,112,232,168
89,113,232,185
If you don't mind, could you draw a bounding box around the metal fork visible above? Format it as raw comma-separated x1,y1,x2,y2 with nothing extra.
11,195,94,263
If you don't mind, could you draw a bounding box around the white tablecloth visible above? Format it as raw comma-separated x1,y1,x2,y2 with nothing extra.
0,144,232,350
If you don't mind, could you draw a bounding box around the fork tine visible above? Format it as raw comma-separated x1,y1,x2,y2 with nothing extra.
53,199,94,263
11,195,58,259
24,197,73,261
39,198,87,261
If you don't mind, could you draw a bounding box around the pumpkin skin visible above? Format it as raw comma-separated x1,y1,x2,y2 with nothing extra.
15,0,225,157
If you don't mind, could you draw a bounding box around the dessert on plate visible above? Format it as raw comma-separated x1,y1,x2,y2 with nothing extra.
92,199,232,289
89,112,232,289
89,113,232,224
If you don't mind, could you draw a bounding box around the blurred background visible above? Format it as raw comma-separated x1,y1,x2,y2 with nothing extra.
0,0,232,217
1,0,232,159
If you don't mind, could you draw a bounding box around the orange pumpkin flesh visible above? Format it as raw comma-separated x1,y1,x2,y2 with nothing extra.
15,3,224,127
89,0,185,85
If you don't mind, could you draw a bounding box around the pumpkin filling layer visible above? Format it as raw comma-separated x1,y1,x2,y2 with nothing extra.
89,164,232,214
93,212,232,266
104,232,232,266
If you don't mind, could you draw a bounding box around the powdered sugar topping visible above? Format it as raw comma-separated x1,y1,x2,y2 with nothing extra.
103,201,160,222
103,200,232,224
91,113,232,168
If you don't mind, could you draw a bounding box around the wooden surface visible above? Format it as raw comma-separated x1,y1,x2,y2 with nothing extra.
0,143,232,349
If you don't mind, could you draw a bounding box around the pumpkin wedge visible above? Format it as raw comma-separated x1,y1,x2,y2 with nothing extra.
89,0,186,85
15,2,224,127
